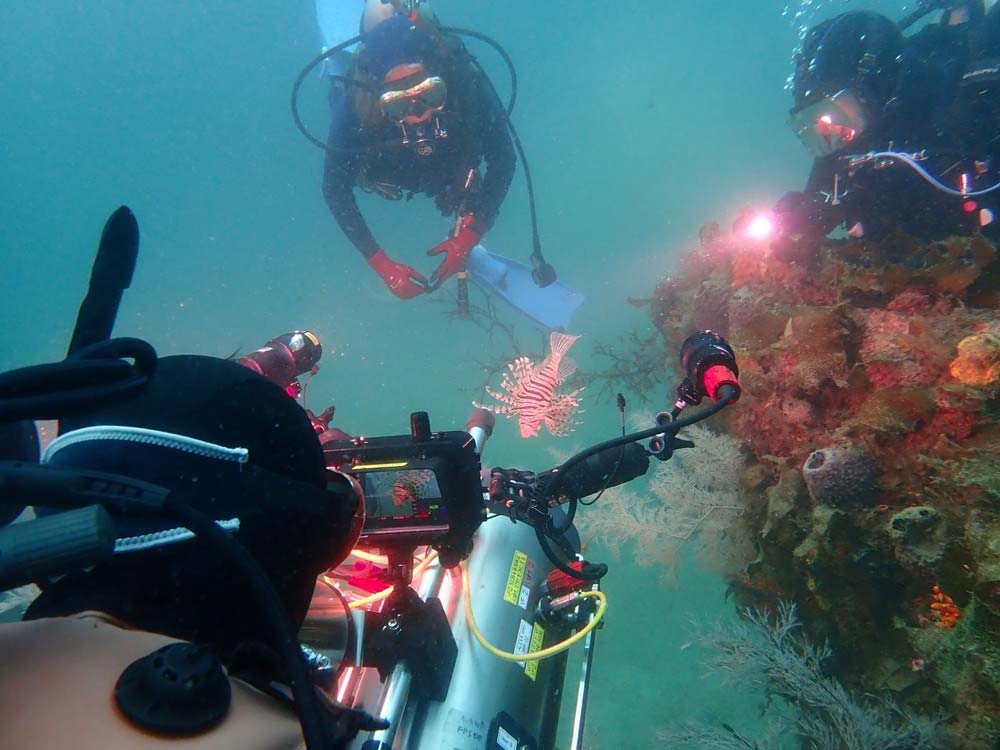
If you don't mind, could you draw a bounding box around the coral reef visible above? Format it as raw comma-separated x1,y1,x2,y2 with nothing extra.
658,602,949,750
649,227,999,746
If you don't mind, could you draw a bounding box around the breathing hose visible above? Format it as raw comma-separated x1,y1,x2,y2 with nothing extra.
866,150,1000,198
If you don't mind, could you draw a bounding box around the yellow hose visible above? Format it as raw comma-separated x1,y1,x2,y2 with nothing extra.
461,563,606,662
337,549,440,610
349,549,389,564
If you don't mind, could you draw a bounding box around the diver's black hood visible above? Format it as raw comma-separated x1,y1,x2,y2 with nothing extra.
792,11,904,113
25,355,355,655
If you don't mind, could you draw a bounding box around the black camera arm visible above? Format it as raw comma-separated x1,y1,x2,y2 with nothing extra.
484,389,737,582
485,331,742,582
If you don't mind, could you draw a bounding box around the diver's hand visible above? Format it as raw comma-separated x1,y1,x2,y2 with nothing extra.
428,215,483,288
368,249,429,299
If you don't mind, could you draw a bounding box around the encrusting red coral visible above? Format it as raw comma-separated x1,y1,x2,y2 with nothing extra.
929,584,961,629
949,332,1000,388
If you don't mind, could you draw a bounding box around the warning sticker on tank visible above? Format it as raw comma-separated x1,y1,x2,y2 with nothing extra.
514,619,533,667
503,550,528,605
524,622,545,681
496,726,518,750
517,585,530,609
442,707,488,750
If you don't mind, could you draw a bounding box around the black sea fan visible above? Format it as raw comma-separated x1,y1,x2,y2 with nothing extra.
659,601,949,750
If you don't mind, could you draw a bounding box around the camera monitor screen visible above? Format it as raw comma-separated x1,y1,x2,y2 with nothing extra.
324,427,484,556
358,467,447,525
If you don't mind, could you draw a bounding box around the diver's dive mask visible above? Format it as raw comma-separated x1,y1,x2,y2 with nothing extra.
789,89,868,157
379,75,447,123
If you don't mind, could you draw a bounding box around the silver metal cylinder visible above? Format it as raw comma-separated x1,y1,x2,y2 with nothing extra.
394,519,568,749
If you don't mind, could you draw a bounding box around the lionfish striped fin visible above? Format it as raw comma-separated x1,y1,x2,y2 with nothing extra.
481,386,519,408
556,356,576,384
507,357,535,385
473,399,516,417
543,389,584,436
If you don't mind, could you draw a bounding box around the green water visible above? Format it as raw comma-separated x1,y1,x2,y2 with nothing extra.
0,1,918,746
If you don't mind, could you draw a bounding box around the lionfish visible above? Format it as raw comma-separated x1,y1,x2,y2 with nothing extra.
476,331,583,438
389,469,436,507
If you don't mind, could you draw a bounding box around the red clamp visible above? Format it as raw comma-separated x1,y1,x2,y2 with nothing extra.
546,561,588,596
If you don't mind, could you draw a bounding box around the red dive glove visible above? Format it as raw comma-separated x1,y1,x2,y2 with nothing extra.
428,215,484,288
368,249,428,300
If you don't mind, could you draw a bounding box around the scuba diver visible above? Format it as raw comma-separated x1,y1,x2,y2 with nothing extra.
774,1,1000,244
0,208,377,749
322,1,517,300
0,357,370,749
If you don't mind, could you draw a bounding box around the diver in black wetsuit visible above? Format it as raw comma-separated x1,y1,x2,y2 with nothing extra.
774,2,1000,244
322,6,515,300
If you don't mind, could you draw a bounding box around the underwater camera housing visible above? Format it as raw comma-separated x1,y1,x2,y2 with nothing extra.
322,412,484,567
237,330,322,397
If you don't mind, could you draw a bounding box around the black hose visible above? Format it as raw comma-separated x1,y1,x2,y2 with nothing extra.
504,110,545,267
535,525,607,581
291,34,364,150
451,29,549,271
462,42,546,271
557,498,578,532
0,338,156,423
443,27,517,117
290,27,516,152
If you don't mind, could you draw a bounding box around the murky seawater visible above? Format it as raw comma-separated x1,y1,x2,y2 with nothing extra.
2,2,940,748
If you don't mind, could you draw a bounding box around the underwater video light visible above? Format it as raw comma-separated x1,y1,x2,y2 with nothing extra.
745,212,776,241
238,331,322,393
680,331,741,403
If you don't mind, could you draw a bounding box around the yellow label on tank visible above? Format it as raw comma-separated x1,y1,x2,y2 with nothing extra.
503,550,528,605
524,623,545,680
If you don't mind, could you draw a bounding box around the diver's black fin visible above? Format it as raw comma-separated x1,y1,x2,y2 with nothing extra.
68,206,139,356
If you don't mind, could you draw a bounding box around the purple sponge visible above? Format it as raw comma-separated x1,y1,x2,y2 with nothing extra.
802,444,877,506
